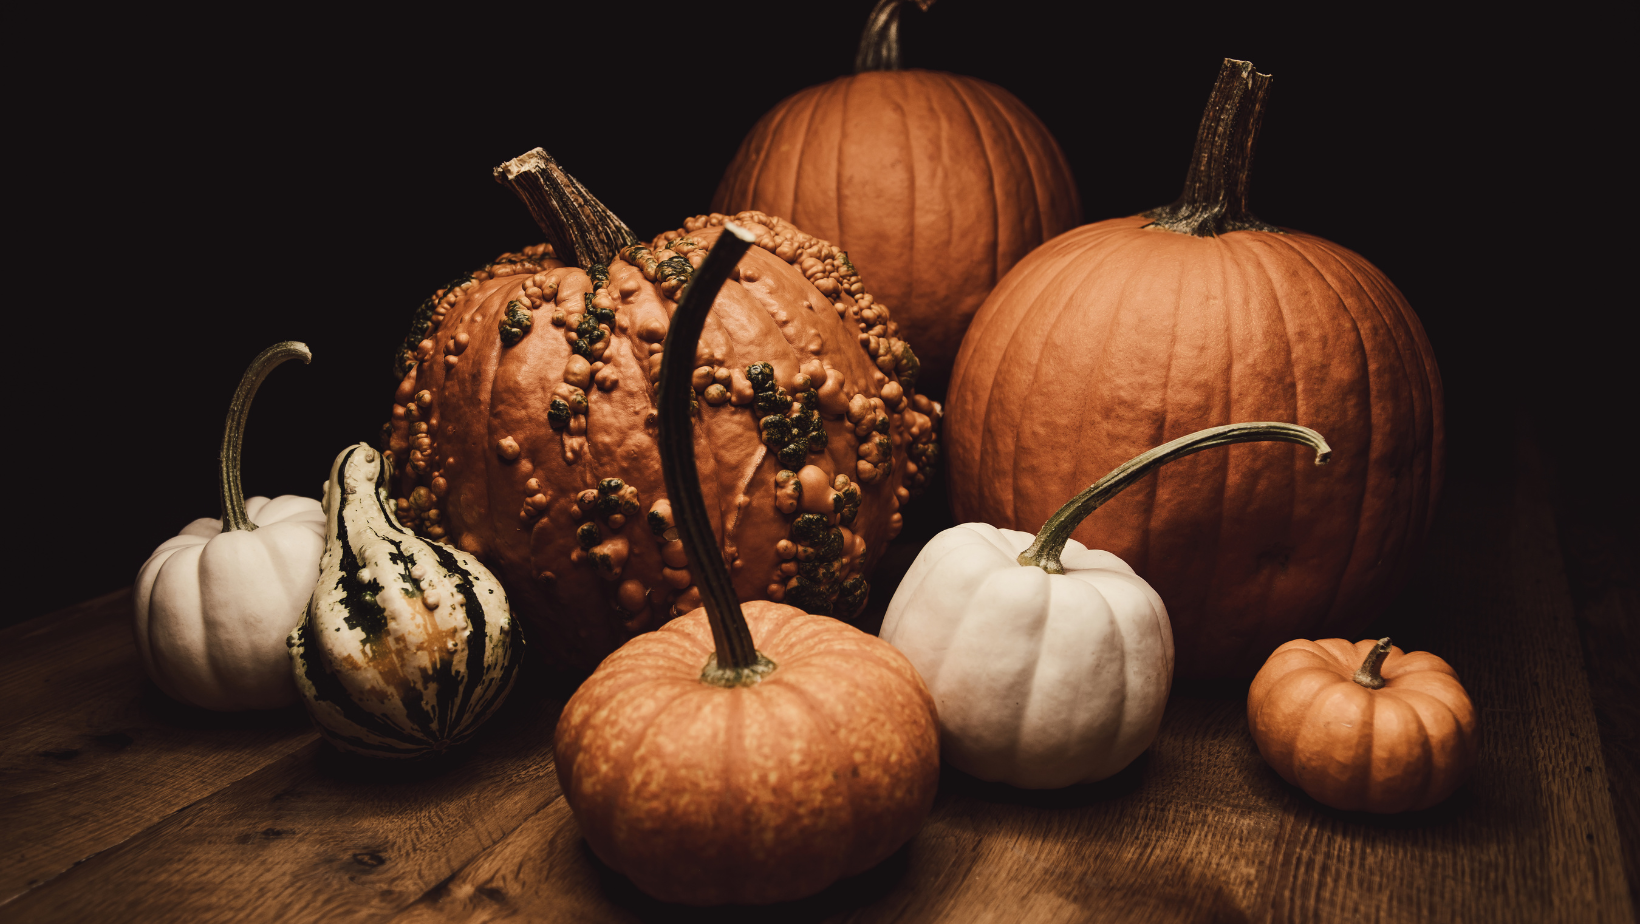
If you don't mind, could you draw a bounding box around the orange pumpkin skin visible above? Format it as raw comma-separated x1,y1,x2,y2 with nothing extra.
554,600,940,905
1247,639,1476,812
385,213,938,674
713,69,1081,397
946,217,1443,678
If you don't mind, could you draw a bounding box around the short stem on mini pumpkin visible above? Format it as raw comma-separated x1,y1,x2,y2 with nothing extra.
493,148,638,269
1142,58,1280,237
855,0,934,73
219,341,311,533
1017,422,1332,574
657,222,776,686
1353,637,1393,689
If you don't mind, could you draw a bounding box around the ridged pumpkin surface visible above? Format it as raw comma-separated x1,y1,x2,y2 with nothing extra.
946,217,1443,678
554,600,940,905
386,213,939,673
713,70,1081,396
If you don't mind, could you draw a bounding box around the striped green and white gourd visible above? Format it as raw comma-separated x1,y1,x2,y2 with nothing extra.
290,442,522,758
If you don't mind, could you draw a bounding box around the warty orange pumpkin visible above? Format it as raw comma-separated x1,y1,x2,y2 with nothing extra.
1247,637,1477,812
382,149,939,674
554,225,940,904
712,0,1081,397
945,59,1444,678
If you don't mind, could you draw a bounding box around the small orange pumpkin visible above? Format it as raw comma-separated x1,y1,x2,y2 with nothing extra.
553,225,940,905
1247,637,1478,813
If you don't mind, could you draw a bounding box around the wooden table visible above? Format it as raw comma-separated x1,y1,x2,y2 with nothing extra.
4,419,1634,923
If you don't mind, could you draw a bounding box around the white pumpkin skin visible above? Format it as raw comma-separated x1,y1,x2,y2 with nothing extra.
290,443,521,759
134,494,325,711
881,522,1173,788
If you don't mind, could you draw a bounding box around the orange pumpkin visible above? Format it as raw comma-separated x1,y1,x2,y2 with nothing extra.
1247,637,1477,813
712,0,1081,397
555,226,940,904
945,59,1443,678
383,149,939,673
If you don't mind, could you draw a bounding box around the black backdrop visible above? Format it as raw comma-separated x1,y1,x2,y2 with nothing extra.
13,2,1624,626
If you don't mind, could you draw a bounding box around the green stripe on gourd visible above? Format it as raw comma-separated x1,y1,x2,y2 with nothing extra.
290,443,522,759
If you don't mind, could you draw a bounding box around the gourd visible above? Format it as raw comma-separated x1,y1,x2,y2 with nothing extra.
1247,637,1478,812
383,148,939,674
288,443,522,759
553,225,940,905
945,59,1443,678
712,0,1080,397
884,422,1330,788
133,341,325,711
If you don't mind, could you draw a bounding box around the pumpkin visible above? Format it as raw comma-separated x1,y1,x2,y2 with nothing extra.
945,59,1443,678
711,0,1081,397
884,422,1329,788
1247,637,1477,812
554,225,940,905
289,442,522,759
133,341,325,711
383,148,939,674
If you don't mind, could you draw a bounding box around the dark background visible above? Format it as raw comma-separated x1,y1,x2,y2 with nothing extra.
11,2,1625,626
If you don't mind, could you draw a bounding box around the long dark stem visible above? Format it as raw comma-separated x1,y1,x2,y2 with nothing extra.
1142,58,1279,237
855,0,934,73
220,342,311,532
1353,637,1393,689
1017,422,1331,574
493,148,637,268
656,223,775,685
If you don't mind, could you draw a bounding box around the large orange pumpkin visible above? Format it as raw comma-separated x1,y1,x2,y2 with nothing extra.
555,226,940,904
712,0,1081,397
384,149,939,673
945,60,1443,679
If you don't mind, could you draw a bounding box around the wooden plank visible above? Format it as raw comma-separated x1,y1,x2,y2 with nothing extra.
1,668,570,923
373,420,1632,923
0,592,317,903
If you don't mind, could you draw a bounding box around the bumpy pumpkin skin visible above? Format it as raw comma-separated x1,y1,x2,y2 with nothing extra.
713,70,1081,397
947,217,1443,678
554,600,940,906
1247,638,1477,812
386,212,939,673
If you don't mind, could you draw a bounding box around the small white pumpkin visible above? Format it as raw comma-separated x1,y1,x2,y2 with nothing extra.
882,423,1331,788
134,342,323,711
290,442,522,759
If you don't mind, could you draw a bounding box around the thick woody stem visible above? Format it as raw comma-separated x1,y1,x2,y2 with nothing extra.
219,342,311,532
855,0,935,73
1353,638,1394,689
1017,422,1331,574
493,148,637,268
1143,58,1280,237
656,223,776,686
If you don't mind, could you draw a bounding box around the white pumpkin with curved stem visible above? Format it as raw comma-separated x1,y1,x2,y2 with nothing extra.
133,342,323,711
882,423,1332,788
290,442,522,759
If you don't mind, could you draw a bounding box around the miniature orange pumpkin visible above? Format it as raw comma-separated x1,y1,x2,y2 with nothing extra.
1247,637,1477,812
554,226,940,905
945,60,1443,678
712,0,1080,396
383,149,939,673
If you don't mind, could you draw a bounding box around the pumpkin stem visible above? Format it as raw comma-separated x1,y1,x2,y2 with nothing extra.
219,341,311,533
493,148,638,269
1353,637,1393,689
1143,58,1280,237
1016,422,1331,574
656,222,775,685
855,0,934,73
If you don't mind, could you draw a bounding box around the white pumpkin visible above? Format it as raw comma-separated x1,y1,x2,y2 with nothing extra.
881,422,1332,788
289,443,522,759
133,342,322,711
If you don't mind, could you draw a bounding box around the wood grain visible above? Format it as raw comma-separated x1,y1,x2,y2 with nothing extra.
1,420,1632,922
